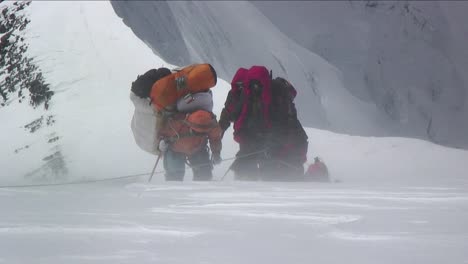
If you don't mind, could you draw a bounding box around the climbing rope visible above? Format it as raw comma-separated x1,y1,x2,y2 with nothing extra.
0,149,269,188
0,172,152,189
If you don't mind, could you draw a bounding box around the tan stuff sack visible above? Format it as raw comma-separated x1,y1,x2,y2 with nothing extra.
176,90,214,113
150,63,217,111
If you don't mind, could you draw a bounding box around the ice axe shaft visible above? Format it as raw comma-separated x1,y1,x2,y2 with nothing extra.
219,149,268,181
148,154,161,182
220,160,235,181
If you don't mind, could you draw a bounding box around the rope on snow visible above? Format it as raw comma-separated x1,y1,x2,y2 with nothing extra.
0,149,270,188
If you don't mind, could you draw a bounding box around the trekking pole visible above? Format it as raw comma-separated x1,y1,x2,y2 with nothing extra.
148,154,162,183
220,160,235,181
276,159,303,172
219,148,268,181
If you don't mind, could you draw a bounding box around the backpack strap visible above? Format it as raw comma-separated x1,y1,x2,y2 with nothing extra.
181,118,217,131
164,113,217,143
165,129,208,143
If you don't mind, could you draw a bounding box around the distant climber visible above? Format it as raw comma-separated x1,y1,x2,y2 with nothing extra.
304,157,330,182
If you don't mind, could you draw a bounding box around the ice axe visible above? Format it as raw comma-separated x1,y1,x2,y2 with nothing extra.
148,154,161,183
220,159,236,181
219,148,268,181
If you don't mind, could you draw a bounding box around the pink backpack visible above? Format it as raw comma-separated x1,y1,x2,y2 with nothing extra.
223,68,248,119
233,66,272,143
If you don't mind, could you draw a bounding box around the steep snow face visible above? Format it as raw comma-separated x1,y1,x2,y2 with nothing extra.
0,1,187,184
110,1,390,135
1,0,467,184
1,1,237,184
112,1,468,148
254,1,468,148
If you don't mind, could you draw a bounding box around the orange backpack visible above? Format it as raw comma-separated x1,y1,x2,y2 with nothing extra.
150,64,217,111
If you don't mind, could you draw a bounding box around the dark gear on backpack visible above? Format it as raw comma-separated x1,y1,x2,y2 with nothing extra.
131,68,171,99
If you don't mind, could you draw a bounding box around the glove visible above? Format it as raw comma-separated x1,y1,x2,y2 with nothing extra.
158,140,169,153
218,111,231,132
211,152,222,165
219,119,230,132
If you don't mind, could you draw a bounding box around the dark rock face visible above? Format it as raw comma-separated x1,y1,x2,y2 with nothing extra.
110,0,468,148
0,1,53,109
25,149,68,182
111,1,190,67
23,115,55,133
1,1,66,182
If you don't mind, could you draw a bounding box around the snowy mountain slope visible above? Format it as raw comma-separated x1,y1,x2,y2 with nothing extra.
0,0,369,184
0,1,241,185
253,1,468,149
111,1,391,135
112,1,468,148
1,0,467,185
0,1,188,184
1,2,468,262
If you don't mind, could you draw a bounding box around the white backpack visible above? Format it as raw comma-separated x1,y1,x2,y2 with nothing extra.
130,92,161,155
130,90,214,155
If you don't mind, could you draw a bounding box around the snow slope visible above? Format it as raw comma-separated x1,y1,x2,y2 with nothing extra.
1,138,468,263
2,124,468,263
